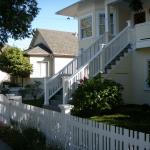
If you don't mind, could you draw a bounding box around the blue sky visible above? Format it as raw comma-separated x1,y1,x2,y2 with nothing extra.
8,0,79,50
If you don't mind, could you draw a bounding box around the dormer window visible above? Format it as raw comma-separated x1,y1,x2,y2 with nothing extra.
80,16,92,39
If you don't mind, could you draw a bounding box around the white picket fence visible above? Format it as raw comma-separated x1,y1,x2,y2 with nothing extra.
0,94,150,150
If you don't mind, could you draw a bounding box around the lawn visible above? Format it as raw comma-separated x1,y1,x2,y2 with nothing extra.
90,104,150,134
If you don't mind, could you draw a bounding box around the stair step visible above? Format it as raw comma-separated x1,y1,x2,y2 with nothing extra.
105,44,130,74
111,60,116,65
61,73,72,77
50,99,62,106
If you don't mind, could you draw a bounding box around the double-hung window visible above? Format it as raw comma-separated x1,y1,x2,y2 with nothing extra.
98,13,114,35
110,14,114,35
37,61,48,77
99,14,105,35
80,16,92,39
146,60,150,88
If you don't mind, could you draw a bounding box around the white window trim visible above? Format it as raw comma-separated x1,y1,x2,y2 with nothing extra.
78,13,94,40
96,10,117,38
96,11,105,37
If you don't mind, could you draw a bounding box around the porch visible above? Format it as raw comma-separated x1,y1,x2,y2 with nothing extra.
135,21,150,49
106,0,150,48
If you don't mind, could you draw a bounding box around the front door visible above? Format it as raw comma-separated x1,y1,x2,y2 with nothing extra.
134,11,146,25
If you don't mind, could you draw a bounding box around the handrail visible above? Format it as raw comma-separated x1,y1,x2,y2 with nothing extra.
64,26,131,103
105,26,129,48
47,33,105,82
46,34,105,84
45,33,106,101
68,26,130,81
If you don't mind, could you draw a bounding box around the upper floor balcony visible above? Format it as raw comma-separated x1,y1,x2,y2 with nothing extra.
134,21,150,49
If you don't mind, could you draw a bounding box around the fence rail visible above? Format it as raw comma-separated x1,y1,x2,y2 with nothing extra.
0,94,149,150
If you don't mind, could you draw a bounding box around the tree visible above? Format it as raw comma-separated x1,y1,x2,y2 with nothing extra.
124,0,143,11
0,47,32,86
0,0,39,48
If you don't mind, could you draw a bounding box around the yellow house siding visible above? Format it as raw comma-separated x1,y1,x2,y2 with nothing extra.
131,49,150,104
103,52,132,104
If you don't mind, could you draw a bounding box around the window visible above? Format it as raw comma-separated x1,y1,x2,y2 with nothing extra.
146,61,150,88
98,13,114,35
80,16,92,39
110,14,114,35
99,14,105,35
37,61,48,77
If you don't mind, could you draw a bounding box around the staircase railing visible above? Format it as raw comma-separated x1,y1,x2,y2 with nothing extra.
63,25,131,103
45,34,106,103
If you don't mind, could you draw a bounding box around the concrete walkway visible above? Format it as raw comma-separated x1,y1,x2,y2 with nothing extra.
0,140,12,150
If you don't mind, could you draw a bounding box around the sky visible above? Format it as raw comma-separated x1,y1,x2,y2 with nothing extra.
8,0,79,50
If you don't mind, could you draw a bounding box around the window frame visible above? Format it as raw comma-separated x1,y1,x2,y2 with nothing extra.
98,13,105,35
79,14,93,40
96,11,116,37
37,61,49,78
144,59,150,90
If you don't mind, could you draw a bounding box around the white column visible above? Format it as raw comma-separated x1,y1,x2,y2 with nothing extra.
44,77,49,105
105,3,110,43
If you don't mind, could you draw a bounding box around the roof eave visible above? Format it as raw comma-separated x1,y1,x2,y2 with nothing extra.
26,53,51,57
56,1,80,17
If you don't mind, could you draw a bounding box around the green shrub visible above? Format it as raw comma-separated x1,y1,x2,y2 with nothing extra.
0,125,45,150
0,122,62,150
0,126,25,150
19,81,42,100
71,74,123,117
22,97,44,107
22,128,46,150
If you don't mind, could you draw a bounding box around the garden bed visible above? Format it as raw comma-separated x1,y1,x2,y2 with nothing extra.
22,98,44,107
0,122,62,150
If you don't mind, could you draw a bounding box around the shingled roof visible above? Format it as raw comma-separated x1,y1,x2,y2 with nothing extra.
25,43,52,56
29,29,78,57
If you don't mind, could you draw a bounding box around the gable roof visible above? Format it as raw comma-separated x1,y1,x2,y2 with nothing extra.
25,43,52,56
29,29,78,57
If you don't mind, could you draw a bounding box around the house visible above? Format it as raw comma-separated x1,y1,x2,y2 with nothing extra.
24,29,78,85
44,0,150,107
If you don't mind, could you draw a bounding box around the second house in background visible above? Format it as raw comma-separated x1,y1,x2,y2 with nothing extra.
25,29,78,78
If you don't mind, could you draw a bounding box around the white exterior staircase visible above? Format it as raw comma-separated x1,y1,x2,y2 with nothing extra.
44,23,133,107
